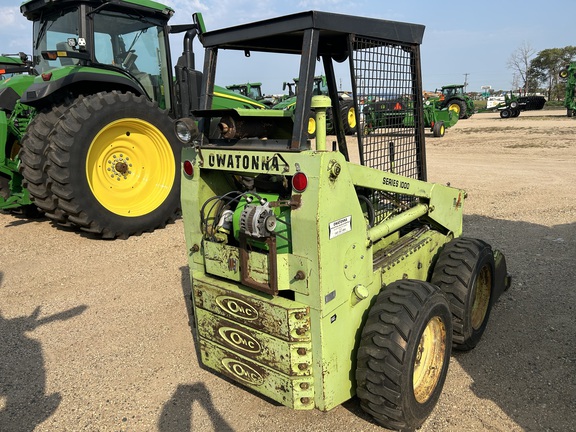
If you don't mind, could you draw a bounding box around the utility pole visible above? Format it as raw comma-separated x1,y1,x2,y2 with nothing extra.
463,73,469,92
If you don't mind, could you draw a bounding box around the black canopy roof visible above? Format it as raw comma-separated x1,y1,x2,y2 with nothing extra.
200,10,425,55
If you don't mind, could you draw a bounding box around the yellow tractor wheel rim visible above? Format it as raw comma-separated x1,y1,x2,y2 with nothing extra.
308,116,316,135
347,107,357,128
449,103,460,114
471,264,492,330
413,316,446,404
86,118,174,217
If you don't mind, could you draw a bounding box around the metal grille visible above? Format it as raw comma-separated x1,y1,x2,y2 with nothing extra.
352,36,424,225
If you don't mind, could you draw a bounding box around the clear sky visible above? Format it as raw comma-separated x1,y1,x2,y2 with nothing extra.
2,0,575,95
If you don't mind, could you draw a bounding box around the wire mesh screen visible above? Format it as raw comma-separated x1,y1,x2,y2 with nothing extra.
352,36,424,224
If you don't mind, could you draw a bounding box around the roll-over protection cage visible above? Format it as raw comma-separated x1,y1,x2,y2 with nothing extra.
195,11,427,225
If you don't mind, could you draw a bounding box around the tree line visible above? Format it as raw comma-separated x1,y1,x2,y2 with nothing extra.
508,43,576,101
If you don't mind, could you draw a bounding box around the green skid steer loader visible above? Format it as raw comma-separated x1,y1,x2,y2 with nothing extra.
176,11,511,431
0,0,264,238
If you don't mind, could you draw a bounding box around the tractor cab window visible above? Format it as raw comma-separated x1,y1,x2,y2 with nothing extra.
32,8,80,73
247,86,263,100
92,11,171,109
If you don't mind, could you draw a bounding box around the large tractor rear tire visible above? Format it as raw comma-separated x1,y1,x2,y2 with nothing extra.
356,280,452,431
431,238,496,351
20,101,75,222
448,99,467,119
47,91,180,239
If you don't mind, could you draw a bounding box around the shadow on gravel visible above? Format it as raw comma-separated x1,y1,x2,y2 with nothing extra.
455,215,575,431
0,290,87,432
158,383,235,432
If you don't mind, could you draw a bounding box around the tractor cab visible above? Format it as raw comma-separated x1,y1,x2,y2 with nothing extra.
20,0,176,109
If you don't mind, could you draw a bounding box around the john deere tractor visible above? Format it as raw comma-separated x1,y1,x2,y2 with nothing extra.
177,11,510,431
0,0,264,238
275,75,357,135
434,84,475,119
559,62,576,117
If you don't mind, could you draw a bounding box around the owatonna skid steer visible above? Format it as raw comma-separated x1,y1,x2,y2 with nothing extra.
176,11,510,431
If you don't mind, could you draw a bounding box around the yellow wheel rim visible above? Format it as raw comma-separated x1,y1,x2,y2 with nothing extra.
413,316,446,404
449,103,460,114
86,118,174,217
347,107,357,128
440,125,445,136
471,265,492,330
308,116,316,135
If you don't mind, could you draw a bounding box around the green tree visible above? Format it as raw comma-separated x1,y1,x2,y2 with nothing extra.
529,46,576,100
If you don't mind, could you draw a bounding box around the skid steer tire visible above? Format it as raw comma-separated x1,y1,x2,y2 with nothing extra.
47,91,180,239
356,280,452,431
341,101,357,135
20,101,75,223
431,237,496,351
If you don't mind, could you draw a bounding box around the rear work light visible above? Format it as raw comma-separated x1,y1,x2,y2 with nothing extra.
292,171,308,192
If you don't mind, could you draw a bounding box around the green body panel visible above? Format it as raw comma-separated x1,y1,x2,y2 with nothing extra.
181,145,464,409
0,75,35,97
0,56,24,66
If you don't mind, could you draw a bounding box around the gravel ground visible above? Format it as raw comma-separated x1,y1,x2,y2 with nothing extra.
0,109,574,431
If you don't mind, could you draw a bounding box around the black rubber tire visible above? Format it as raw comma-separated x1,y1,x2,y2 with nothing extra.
340,100,357,135
431,238,496,351
448,99,467,119
432,121,445,137
511,109,520,118
46,91,181,239
567,109,574,117
356,280,452,431
500,109,511,119
19,101,75,222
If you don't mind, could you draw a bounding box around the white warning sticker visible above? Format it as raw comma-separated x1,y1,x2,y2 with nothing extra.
329,215,352,239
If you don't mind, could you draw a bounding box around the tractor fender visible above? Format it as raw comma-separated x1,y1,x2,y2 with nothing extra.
20,68,146,108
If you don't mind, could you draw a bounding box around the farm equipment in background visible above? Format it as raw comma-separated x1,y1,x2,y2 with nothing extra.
226,82,280,106
177,10,510,431
0,53,34,77
559,62,576,117
275,75,357,135
0,0,264,238
478,91,546,118
362,96,459,137
432,84,475,119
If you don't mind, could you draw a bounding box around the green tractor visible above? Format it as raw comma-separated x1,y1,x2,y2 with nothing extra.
433,84,475,119
0,0,264,238
176,11,510,431
275,75,357,135
226,82,277,106
559,62,576,117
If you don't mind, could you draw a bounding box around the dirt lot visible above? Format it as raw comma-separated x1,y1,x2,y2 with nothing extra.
1,109,574,432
